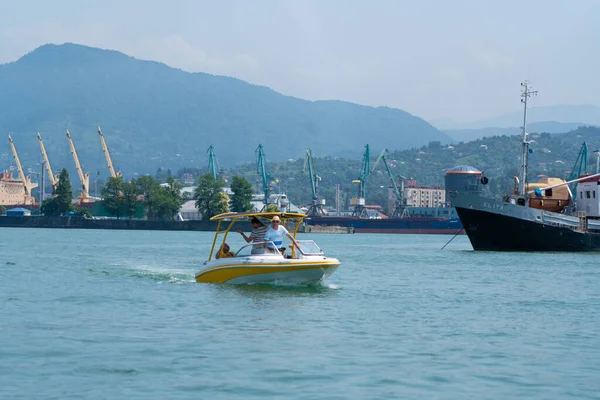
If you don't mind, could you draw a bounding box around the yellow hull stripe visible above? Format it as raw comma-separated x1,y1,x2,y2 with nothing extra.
195,260,339,284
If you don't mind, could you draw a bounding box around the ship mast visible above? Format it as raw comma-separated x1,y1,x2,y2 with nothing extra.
519,81,537,196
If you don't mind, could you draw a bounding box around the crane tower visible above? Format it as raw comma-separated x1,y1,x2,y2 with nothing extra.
303,149,325,216
351,144,371,218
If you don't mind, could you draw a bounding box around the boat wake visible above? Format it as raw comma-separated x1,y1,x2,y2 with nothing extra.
324,283,341,290
126,264,196,284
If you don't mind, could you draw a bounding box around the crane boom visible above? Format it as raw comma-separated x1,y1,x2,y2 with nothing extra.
303,149,317,199
8,134,26,190
372,148,407,217
372,148,386,174
302,149,325,216
256,144,276,206
66,129,90,200
372,148,401,201
97,126,120,178
8,134,38,197
37,132,58,188
567,142,588,201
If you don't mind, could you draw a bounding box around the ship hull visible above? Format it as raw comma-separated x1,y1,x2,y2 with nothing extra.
305,216,463,235
454,193,600,251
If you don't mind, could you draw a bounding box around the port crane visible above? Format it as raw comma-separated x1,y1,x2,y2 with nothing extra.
66,129,92,202
372,148,409,218
37,132,59,190
207,145,218,179
7,134,38,204
97,126,121,178
567,142,588,201
352,144,371,218
303,149,325,216
256,144,277,208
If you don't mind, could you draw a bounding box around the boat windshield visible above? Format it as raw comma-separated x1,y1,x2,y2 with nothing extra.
295,240,324,256
234,241,284,257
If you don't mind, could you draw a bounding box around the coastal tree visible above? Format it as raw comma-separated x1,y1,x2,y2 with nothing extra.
136,175,160,219
0,205,6,215
121,179,139,218
152,188,182,220
194,173,228,219
230,175,254,212
101,176,141,219
54,169,74,214
265,203,279,212
135,175,185,220
156,177,185,219
41,168,73,216
101,176,123,218
215,192,230,215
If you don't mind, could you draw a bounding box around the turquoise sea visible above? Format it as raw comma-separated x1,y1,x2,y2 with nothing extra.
1,228,599,399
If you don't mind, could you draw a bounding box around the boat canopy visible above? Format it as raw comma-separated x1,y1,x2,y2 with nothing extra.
208,211,307,261
210,211,307,221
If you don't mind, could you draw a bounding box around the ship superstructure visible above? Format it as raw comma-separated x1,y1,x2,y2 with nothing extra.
1,135,38,206
0,169,36,206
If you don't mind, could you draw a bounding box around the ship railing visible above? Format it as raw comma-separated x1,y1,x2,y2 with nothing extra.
542,211,579,228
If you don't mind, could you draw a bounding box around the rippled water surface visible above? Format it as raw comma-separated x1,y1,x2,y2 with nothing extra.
1,228,600,399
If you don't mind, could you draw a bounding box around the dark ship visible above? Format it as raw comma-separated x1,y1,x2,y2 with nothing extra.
452,81,600,251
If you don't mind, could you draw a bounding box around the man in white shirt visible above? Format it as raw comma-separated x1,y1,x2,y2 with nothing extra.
263,215,301,253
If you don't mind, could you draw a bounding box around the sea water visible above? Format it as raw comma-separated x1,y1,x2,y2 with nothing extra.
1,228,599,399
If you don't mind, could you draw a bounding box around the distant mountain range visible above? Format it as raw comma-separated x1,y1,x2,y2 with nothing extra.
430,104,600,130
0,43,450,179
446,121,593,143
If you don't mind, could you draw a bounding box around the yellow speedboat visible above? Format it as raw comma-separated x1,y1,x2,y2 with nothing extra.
195,212,340,285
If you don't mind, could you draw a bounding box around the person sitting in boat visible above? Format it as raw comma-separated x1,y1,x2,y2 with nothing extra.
216,243,235,259
264,215,301,254
237,217,268,254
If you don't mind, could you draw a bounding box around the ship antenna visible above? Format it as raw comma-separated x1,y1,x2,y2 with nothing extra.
519,80,538,196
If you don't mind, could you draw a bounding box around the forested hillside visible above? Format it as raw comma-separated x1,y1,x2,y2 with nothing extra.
0,43,449,180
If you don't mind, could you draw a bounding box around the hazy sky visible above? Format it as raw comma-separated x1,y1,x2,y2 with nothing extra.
1,0,598,122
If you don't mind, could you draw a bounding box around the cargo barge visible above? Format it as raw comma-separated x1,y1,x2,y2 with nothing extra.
305,206,463,234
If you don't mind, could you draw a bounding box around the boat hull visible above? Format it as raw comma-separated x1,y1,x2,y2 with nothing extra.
195,258,340,285
454,193,600,251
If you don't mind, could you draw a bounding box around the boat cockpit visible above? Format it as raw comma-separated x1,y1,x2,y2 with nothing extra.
230,239,326,260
